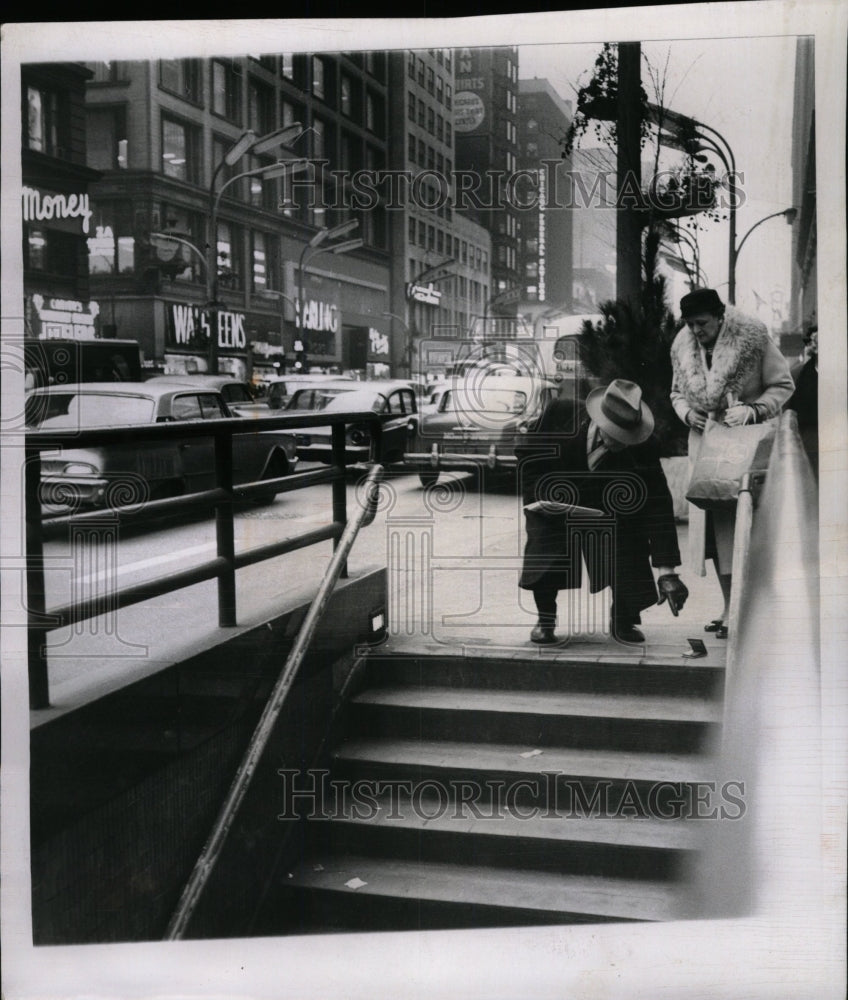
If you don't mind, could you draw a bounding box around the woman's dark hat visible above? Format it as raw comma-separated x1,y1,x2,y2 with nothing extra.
680,287,725,318
585,379,654,445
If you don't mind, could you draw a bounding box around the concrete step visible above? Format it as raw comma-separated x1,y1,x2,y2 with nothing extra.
274,854,681,933
363,653,724,701
332,737,715,815
348,685,720,753
311,790,698,881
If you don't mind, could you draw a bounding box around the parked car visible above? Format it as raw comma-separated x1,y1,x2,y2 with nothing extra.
25,382,299,513
266,373,354,411
284,379,418,466
404,373,561,487
145,374,269,417
419,381,450,415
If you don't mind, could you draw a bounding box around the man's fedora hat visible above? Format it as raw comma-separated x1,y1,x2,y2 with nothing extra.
586,379,655,445
680,287,725,318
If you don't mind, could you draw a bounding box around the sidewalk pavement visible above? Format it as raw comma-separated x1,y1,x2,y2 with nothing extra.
381,522,728,670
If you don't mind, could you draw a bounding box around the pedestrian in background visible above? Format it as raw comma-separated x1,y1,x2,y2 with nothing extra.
787,325,818,479
670,288,794,638
517,379,689,645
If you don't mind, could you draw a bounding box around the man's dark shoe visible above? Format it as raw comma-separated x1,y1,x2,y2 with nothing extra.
612,623,645,644
530,624,557,644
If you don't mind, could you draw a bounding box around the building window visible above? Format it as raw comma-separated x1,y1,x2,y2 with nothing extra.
417,57,425,86
312,118,325,160
427,225,435,250
159,59,201,102
90,61,122,82
444,51,452,71
216,220,242,289
365,91,382,134
445,83,452,110
407,51,416,79
248,79,273,134
437,230,444,253
312,56,325,99
25,85,62,155
24,227,77,275
253,231,272,291
408,133,416,162
408,91,415,121
436,152,444,174
436,114,443,143
281,53,294,79
426,66,435,95
85,201,135,275
87,106,128,170
281,99,298,128
248,154,277,211
409,217,416,244
417,98,426,128
366,51,386,82
341,75,353,116
427,107,435,134
213,135,242,197
418,138,426,165
162,116,200,183
212,59,241,121
156,203,203,281
461,241,468,264
418,220,426,245
436,76,443,104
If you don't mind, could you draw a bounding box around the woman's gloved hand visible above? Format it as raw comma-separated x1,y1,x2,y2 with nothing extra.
657,573,689,616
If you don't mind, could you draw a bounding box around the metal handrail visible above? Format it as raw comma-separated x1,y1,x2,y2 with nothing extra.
164,462,384,940
25,408,386,709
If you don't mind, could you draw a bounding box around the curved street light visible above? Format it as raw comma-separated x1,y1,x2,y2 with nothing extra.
296,219,363,371
207,123,306,373
382,310,414,376
732,207,797,288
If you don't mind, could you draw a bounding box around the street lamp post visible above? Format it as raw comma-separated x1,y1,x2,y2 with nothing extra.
382,311,413,377
731,208,797,297
207,124,306,374
296,220,362,372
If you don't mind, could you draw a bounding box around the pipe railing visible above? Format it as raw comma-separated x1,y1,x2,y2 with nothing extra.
25,408,385,709
688,409,821,920
165,462,385,940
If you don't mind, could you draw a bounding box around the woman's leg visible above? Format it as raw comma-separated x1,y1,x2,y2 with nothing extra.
716,568,732,622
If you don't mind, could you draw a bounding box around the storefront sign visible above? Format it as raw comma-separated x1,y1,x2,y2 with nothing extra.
406,282,442,305
29,294,99,339
167,303,247,351
22,186,93,235
368,327,390,357
295,298,339,333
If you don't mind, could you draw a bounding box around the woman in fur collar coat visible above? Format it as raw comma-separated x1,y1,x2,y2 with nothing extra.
670,288,794,637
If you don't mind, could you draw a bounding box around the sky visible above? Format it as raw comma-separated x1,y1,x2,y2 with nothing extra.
518,35,799,327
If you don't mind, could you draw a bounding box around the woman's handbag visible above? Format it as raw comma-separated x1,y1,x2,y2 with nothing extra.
685,418,777,510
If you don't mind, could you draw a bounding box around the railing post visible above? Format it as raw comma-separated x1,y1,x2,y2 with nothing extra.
25,444,50,709
214,429,237,627
331,422,348,578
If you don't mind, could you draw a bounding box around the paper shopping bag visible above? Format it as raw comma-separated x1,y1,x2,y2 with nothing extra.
685,418,777,510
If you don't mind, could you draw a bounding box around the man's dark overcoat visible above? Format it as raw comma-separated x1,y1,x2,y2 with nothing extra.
517,398,681,618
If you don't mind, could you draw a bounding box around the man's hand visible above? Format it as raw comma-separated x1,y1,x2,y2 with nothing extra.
723,404,755,427
657,573,689,616
686,408,707,432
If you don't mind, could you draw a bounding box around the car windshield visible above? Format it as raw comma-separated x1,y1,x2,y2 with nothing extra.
444,388,528,414
25,392,156,429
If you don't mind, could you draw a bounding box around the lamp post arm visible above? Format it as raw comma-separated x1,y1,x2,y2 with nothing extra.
735,210,794,263
150,232,208,270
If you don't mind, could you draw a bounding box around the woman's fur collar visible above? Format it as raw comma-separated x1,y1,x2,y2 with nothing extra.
671,306,770,411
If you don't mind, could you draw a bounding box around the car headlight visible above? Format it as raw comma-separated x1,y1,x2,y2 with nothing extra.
517,422,530,434
63,462,99,475
348,426,369,446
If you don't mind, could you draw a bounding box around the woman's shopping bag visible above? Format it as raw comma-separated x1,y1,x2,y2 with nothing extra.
685,418,777,510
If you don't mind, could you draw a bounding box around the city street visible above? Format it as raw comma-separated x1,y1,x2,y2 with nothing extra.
39,465,725,716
